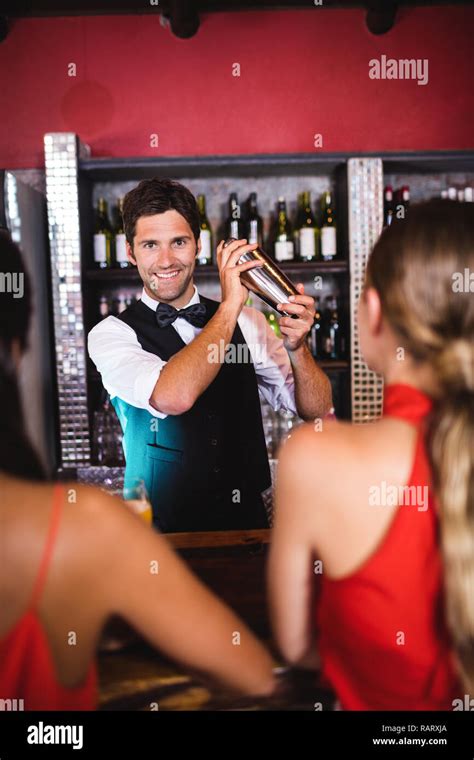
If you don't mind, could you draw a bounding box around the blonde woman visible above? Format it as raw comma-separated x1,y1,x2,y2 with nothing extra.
269,200,473,709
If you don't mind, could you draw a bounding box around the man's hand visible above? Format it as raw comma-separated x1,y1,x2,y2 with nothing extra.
216,238,264,314
276,283,316,352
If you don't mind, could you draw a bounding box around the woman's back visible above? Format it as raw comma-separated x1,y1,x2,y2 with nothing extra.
1,473,276,709
269,382,463,709
316,384,461,709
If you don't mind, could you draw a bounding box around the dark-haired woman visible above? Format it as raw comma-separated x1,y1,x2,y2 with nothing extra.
0,235,276,709
268,200,472,710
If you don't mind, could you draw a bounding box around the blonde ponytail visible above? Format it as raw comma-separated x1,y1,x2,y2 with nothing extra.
366,200,474,694
427,341,474,692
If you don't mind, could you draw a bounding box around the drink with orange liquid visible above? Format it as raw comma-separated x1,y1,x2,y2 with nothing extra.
123,479,153,525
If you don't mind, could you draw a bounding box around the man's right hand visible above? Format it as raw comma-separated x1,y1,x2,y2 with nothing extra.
216,238,264,314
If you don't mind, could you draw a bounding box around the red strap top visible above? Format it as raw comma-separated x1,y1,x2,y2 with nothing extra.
317,383,462,710
0,483,97,710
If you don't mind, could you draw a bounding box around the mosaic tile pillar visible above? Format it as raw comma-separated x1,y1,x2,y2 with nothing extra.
347,158,384,423
44,133,91,467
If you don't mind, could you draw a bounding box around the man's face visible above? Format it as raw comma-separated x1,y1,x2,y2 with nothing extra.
127,210,200,304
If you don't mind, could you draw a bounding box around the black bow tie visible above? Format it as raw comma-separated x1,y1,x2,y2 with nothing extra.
155,301,207,329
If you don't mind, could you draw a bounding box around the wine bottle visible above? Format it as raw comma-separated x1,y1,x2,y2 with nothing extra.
293,193,303,258
383,186,394,228
309,297,323,357
320,191,337,261
94,198,113,269
197,194,213,265
394,186,410,221
274,197,294,262
225,192,245,240
321,294,341,359
298,190,319,262
114,197,130,269
99,295,110,320
246,192,263,247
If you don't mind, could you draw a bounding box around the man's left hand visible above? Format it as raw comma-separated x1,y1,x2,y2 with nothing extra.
276,283,316,352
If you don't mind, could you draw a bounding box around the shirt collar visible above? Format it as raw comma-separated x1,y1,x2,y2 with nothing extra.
140,285,200,312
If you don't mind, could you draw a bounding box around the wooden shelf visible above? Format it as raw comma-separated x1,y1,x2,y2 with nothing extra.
84,259,348,282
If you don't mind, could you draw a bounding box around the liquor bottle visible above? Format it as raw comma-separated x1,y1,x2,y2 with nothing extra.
447,187,457,201
395,186,410,221
297,191,319,262
196,194,213,265
225,192,245,240
274,197,294,262
246,192,263,247
465,187,473,202
293,193,303,258
99,295,110,320
383,186,394,228
93,198,113,269
321,295,341,359
309,297,323,357
114,197,130,269
320,191,337,261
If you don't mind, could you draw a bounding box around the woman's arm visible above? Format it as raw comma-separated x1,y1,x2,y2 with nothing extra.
267,423,332,668
83,489,277,697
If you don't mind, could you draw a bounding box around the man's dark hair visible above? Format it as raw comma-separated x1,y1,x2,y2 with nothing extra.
122,178,200,247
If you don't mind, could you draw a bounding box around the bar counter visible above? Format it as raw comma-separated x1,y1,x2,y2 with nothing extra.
98,529,335,711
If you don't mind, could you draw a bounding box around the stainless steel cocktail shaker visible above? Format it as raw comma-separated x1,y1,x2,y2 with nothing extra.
223,238,299,317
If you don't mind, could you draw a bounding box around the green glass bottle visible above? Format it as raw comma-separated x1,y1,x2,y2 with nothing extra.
197,194,213,265
263,308,282,338
114,197,130,269
298,190,319,262
94,198,113,269
274,197,294,262
320,191,337,261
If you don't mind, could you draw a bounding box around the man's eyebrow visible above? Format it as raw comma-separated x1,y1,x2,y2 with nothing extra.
137,235,191,244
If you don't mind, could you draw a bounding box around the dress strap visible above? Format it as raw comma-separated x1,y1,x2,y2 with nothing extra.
29,483,65,611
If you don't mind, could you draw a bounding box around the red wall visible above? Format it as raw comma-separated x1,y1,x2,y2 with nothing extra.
1,7,473,169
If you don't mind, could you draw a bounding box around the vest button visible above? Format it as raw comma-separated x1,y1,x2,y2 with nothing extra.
211,438,217,446
213,466,220,473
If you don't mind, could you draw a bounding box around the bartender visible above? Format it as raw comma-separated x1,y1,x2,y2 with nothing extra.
88,178,332,532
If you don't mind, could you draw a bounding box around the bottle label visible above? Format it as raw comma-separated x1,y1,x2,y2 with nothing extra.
321,227,337,259
248,220,259,244
275,240,294,261
299,228,316,259
115,233,127,263
94,234,107,263
198,229,212,263
230,220,240,239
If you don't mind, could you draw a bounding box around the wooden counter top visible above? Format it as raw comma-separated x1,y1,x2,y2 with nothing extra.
98,529,333,711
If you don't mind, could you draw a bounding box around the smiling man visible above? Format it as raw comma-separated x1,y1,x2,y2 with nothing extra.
88,178,332,533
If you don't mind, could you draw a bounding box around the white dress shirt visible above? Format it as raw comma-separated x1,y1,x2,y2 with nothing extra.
88,286,297,419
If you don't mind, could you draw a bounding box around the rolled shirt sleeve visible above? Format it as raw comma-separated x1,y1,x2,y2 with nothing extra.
87,316,168,419
238,305,297,416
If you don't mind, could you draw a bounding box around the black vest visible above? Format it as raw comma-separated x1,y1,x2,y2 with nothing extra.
116,295,271,532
